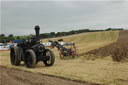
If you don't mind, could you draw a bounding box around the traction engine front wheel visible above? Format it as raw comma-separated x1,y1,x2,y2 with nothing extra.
24,49,36,68
43,49,55,66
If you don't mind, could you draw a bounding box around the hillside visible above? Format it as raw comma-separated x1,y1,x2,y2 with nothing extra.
41,31,119,55
1,30,128,85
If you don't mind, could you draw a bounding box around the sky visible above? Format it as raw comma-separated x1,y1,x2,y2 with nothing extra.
0,0,128,36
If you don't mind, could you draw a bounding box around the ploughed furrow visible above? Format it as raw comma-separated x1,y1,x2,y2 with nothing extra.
0,66,99,85
81,30,128,62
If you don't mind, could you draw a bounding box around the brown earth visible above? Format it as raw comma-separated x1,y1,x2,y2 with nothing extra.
0,30,127,85
80,30,128,61
0,66,99,85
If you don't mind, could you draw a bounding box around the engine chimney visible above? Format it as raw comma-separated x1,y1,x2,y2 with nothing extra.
34,25,40,43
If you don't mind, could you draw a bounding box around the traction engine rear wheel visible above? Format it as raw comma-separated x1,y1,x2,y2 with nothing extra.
10,46,21,65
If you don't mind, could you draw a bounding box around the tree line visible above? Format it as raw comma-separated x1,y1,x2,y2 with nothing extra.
40,28,123,38
0,28,123,43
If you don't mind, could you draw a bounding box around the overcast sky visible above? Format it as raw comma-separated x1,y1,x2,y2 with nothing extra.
0,0,128,36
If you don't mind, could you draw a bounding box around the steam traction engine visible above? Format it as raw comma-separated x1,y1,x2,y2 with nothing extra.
10,26,55,68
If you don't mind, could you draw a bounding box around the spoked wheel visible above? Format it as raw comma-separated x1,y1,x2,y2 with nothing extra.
24,49,36,68
43,49,55,66
10,46,21,65
71,47,78,58
59,50,64,59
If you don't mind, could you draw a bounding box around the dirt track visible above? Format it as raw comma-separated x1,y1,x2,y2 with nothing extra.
0,66,98,85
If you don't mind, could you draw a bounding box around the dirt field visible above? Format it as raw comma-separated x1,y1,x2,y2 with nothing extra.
1,31,128,85
82,30,128,61
42,31,119,55
0,66,98,85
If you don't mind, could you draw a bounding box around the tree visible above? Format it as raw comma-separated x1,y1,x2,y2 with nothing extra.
0,34,5,43
50,32,56,38
0,34,5,37
8,34,14,40
17,36,20,39
56,32,62,37
105,28,112,31
8,34,13,37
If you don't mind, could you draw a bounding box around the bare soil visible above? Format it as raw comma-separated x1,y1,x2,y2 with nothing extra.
80,30,128,61
0,66,98,85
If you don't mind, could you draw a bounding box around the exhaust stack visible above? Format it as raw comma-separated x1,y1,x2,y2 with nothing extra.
34,26,40,43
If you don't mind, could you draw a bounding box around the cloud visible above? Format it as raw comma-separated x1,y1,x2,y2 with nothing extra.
1,1,128,35
1,0,127,1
